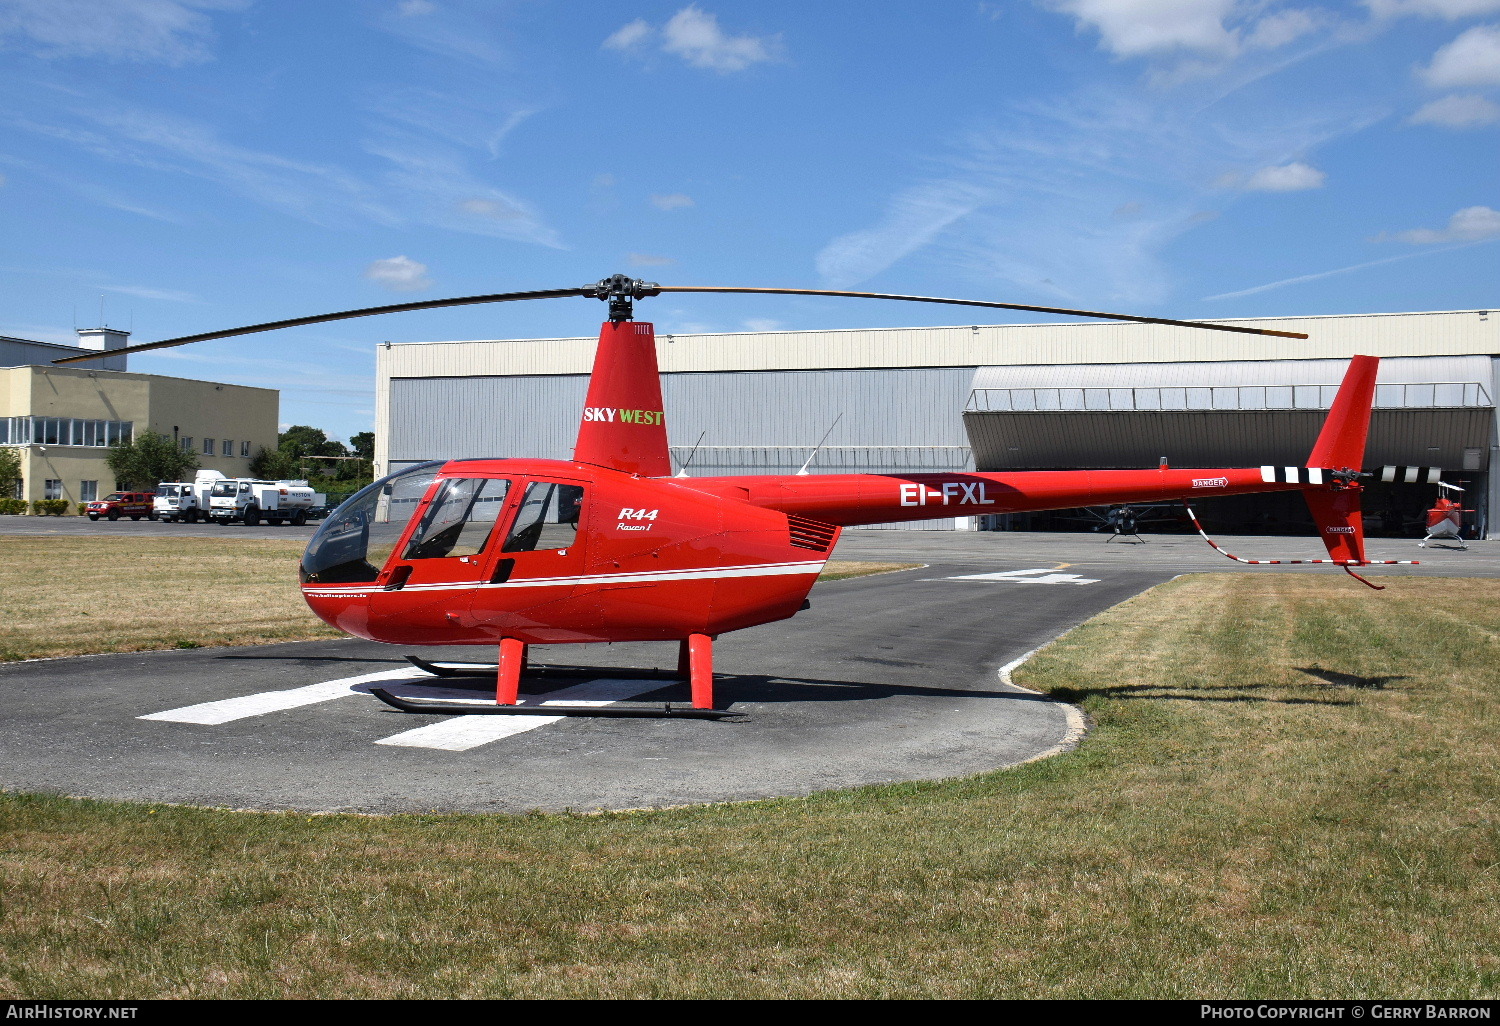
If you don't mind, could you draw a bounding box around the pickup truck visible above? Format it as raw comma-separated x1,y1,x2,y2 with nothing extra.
86,492,157,521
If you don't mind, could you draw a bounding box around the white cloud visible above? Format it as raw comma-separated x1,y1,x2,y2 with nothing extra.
817,179,989,287
101,284,199,303
1245,8,1319,50
628,252,675,266
1390,204,1500,242
602,19,651,51
0,0,244,65
366,136,565,247
397,0,436,15
364,256,433,292
0,171,6,186
1409,92,1500,125
742,318,782,332
459,197,522,218
603,7,779,72
817,86,1369,301
650,192,695,210
1366,0,1500,19
1048,0,1238,58
1421,24,1500,87
1223,161,1327,191
662,6,776,71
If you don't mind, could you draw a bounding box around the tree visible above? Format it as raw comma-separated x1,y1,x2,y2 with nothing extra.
0,447,21,497
249,446,299,480
106,431,199,490
349,431,374,461
278,425,349,460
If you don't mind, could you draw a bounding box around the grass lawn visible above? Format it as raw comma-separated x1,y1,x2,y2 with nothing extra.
0,534,914,661
1,572,1495,998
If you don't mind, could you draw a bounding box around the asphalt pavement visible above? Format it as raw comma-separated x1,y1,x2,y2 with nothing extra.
1,524,1489,814
0,552,1167,813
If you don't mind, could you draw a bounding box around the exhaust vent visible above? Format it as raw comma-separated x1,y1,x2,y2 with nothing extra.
787,515,838,552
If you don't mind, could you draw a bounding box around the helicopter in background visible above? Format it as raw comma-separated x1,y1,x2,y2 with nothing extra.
57,274,1411,718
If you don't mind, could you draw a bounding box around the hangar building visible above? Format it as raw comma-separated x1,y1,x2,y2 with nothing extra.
375,309,1498,539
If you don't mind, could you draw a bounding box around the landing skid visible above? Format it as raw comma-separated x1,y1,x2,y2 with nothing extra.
370,687,740,720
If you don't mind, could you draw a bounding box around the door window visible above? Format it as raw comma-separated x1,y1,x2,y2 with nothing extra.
502,482,585,553
403,477,511,560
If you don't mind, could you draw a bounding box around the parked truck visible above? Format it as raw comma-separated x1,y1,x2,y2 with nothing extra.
153,469,226,523
207,477,324,526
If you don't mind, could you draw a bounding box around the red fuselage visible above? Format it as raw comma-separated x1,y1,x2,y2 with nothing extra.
300,458,1302,648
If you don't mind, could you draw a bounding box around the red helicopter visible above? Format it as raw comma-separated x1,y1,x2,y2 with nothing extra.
58,275,1409,718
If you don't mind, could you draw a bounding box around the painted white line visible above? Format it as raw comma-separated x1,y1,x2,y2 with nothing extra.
997,650,1088,766
374,677,671,752
937,569,1101,585
139,668,428,725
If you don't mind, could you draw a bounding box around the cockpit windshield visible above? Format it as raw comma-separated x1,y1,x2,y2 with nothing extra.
299,462,443,584
210,481,237,497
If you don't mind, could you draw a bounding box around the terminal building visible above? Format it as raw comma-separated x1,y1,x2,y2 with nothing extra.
1,328,278,506
374,309,1498,539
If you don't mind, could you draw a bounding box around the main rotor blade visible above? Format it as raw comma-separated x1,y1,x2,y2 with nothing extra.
659,286,1310,339
51,277,1306,366
50,287,590,364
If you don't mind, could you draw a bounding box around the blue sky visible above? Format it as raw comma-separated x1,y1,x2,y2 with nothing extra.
1,0,1496,441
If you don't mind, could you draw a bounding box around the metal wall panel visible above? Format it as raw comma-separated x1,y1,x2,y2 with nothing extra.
969,356,1495,392
389,367,975,467
963,408,1493,471
378,310,1499,381
388,374,589,463
662,367,974,450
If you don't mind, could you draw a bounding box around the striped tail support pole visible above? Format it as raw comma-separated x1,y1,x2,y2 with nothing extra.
1186,356,1421,591
1182,503,1418,590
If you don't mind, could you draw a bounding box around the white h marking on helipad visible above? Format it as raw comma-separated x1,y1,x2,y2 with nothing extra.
139,670,674,751
374,678,667,751
139,668,421,724
940,569,1101,585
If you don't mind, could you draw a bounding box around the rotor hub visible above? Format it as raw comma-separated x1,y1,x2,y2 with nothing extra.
581,274,662,322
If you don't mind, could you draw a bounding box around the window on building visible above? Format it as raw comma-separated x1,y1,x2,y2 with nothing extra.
80,481,98,502
11,479,22,500
222,439,233,456
240,440,251,457
0,418,131,447
44,479,62,500
181,437,194,452
203,437,215,455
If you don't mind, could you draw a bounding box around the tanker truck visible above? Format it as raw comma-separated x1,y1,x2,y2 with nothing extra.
207,477,323,526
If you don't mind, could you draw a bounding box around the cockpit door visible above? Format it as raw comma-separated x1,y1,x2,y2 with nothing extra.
468,477,595,641
367,475,512,633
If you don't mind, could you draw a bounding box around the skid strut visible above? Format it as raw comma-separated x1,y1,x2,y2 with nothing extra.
404,655,683,682
384,633,726,718
1181,502,1418,590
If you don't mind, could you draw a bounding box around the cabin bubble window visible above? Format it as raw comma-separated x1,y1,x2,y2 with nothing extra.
403,477,511,561
299,462,442,584
503,482,584,553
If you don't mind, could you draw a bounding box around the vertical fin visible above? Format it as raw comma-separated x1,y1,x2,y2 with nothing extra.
1307,355,1378,471
1304,488,1367,564
573,321,672,477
